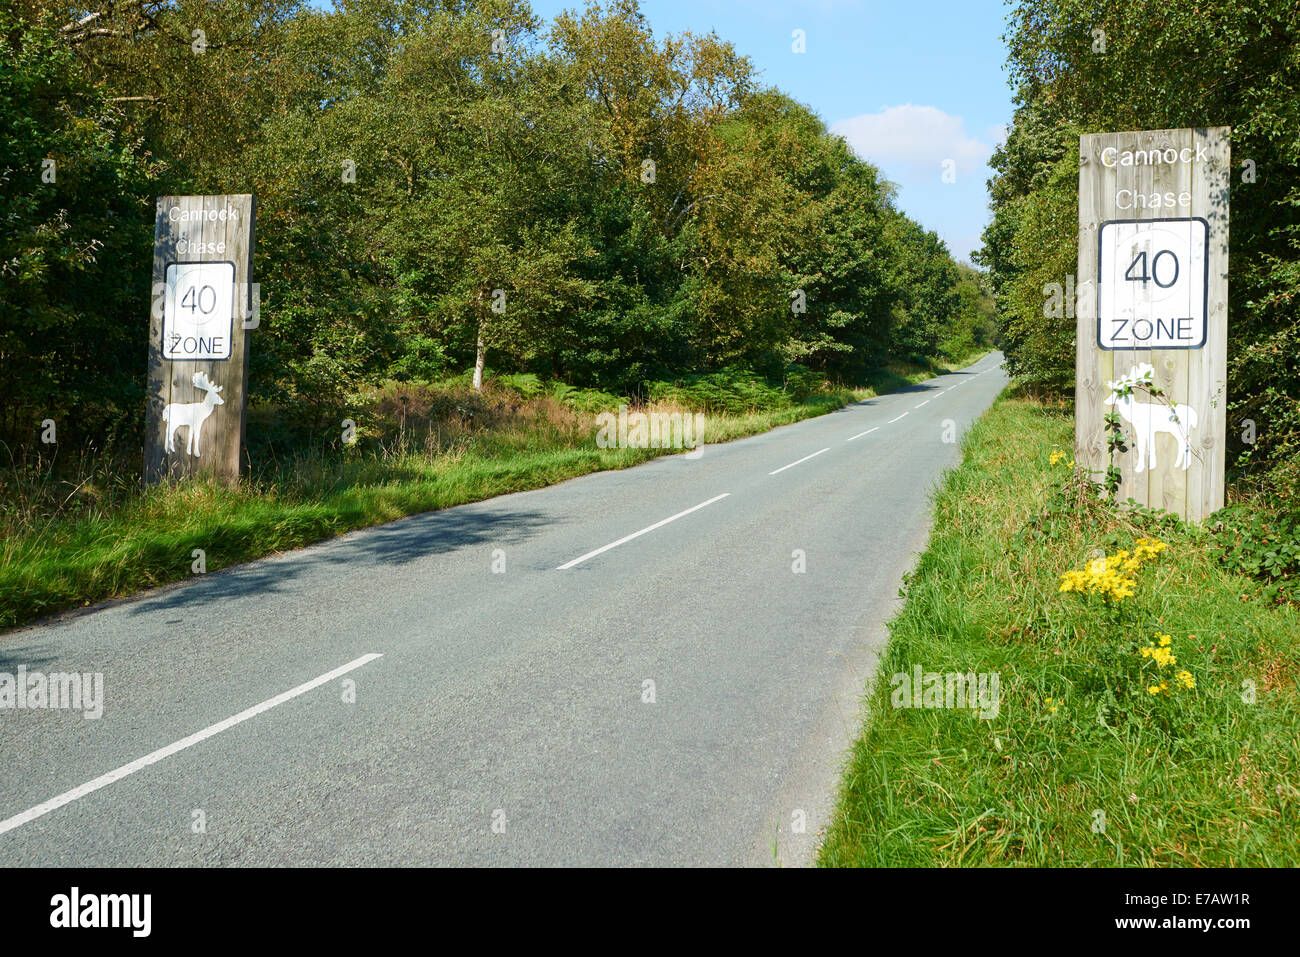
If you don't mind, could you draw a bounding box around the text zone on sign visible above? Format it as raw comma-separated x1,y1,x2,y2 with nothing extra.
163,261,235,361
1098,218,1208,350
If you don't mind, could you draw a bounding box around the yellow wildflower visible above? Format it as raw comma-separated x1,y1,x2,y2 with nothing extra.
1058,539,1167,604
1133,538,1168,562
1140,639,1177,669
1176,670,1195,690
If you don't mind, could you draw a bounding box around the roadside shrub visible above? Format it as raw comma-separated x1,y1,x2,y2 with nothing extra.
493,372,544,399
648,366,790,414
556,386,628,413
345,381,508,454
782,363,824,401
1210,503,1300,604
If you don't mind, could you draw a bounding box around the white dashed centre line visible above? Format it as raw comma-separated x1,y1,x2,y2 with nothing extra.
915,400,929,408
557,493,731,569
888,413,908,424
0,653,385,837
769,448,830,476
847,427,879,442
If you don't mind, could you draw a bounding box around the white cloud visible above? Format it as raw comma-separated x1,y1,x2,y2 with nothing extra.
830,104,994,178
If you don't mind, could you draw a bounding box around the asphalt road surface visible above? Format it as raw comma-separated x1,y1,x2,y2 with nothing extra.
1,352,1007,866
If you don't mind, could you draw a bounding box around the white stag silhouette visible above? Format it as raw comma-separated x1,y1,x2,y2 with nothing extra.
163,371,224,457
1104,363,1198,472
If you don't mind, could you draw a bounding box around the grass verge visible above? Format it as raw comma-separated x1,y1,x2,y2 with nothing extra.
0,355,980,632
818,388,1300,866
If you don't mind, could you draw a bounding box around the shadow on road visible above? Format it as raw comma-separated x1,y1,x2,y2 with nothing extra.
125,505,552,618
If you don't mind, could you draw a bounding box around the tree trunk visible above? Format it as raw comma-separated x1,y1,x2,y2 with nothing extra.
472,288,486,391
473,327,486,391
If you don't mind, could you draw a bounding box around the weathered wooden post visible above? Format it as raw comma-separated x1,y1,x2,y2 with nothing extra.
144,194,255,485
1075,128,1229,522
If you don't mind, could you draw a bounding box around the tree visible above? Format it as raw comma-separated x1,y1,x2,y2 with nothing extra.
0,5,162,446
987,0,1300,486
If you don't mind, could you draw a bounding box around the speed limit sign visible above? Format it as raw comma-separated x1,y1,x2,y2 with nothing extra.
1098,218,1208,350
1077,128,1229,523
147,194,254,485
163,261,235,360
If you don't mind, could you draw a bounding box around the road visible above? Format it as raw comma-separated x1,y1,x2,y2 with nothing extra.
0,352,1007,866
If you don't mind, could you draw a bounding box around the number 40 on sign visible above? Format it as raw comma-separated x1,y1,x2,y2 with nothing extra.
163,261,234,361
1098,217,1208,350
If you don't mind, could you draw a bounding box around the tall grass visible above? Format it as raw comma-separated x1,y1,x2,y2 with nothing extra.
819,390,1300,867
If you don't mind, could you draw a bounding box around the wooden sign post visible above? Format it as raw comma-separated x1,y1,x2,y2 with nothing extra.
144,194,255,485
1075,128,1229,522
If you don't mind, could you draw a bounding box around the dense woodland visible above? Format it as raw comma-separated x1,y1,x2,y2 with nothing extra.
982,0,1300,498
1,0,995,457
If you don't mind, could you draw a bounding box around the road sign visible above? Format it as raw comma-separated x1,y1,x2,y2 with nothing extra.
1098,218,1208,350
163,261,235,361
145,195,255,485
1075,128,1229,523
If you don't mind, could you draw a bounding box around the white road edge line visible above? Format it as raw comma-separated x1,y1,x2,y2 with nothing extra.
846,427,879,442
888,413,908,424
768,448,830,476
0,653,384,838
557,493,730,569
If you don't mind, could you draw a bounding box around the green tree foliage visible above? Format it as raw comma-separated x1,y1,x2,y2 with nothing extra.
983,0,1300,491
884,213,961,361
945,262,999,361
0,5,163,446
2,0,977,454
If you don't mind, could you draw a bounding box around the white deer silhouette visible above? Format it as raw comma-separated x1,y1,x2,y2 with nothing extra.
163,371,224,457
1104,363,1198,472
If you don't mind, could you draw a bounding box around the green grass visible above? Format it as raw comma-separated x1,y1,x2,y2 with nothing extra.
819,389,1300,867
0,355,981,632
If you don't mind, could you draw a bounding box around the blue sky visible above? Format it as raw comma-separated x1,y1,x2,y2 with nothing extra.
526,0,1017,263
